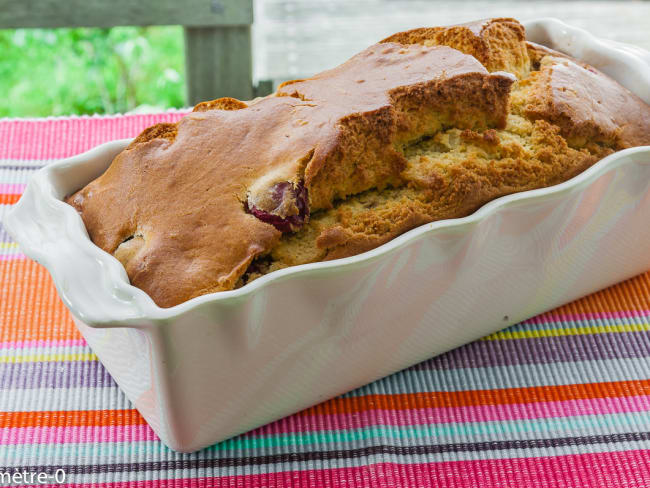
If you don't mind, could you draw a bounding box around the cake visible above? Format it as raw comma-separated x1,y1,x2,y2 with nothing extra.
66,18,650,307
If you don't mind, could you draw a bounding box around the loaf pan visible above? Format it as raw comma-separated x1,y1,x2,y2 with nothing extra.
4,18,650,452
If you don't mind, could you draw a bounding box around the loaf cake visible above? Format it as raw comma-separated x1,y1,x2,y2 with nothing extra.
66,18,650,307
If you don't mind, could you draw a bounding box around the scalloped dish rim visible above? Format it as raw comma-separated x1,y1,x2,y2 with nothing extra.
4,18,650,326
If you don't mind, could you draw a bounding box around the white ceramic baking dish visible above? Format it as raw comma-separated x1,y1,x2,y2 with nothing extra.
4,19,650,453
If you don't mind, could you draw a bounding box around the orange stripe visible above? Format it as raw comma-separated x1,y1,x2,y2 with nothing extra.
0,193,20,205
1,256,647,338
1,379,649,428
303,379,650,416
0,409,146,428
545,271,650,316
0,259,80,342
0,254,647,348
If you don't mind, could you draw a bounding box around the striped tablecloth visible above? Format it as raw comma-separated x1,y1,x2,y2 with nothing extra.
1,113,650,487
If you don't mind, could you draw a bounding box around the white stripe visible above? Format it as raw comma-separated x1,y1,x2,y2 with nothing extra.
0,387,130,412
348,356,650,394
0,159,49,168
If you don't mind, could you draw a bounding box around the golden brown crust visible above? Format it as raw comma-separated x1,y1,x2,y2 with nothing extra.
526,41,567,67
269,32,650,267
66,18,650,306
523,57,650,148
192,97,249,112
278,50,515,208
313,119,606,261
128,123,178,148
67,41,513,307
382,18,531,78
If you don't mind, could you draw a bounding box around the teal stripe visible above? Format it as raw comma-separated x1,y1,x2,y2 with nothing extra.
226,410,650,449
3,410,650,464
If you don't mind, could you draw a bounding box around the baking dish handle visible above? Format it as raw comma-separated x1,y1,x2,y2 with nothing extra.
3,170,154,328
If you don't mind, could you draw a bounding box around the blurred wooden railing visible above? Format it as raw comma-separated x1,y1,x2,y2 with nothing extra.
0,0,272,105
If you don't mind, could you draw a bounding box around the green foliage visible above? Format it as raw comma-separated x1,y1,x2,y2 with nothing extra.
0,26,185,117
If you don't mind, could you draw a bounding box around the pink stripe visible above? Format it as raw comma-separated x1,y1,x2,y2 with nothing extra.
0,425,156,445
0,183,25,194
0,113,188,160
0,339,86,349
526,309,650,324
0,254,26,261
251,395,650,435
31,450,650,488
6,395,648,445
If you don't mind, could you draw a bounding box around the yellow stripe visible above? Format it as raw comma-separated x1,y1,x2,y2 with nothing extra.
484,323,650,340
0,242,18,249
0,353,97,363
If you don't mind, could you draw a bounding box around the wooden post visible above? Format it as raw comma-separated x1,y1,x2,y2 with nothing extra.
254,80,274,98
184,25,253,105
0,0,255,106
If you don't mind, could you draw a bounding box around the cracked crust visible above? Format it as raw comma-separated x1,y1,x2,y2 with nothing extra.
382,18,532,79
66,18,650,306
244,20,650,284
67,39,513,307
